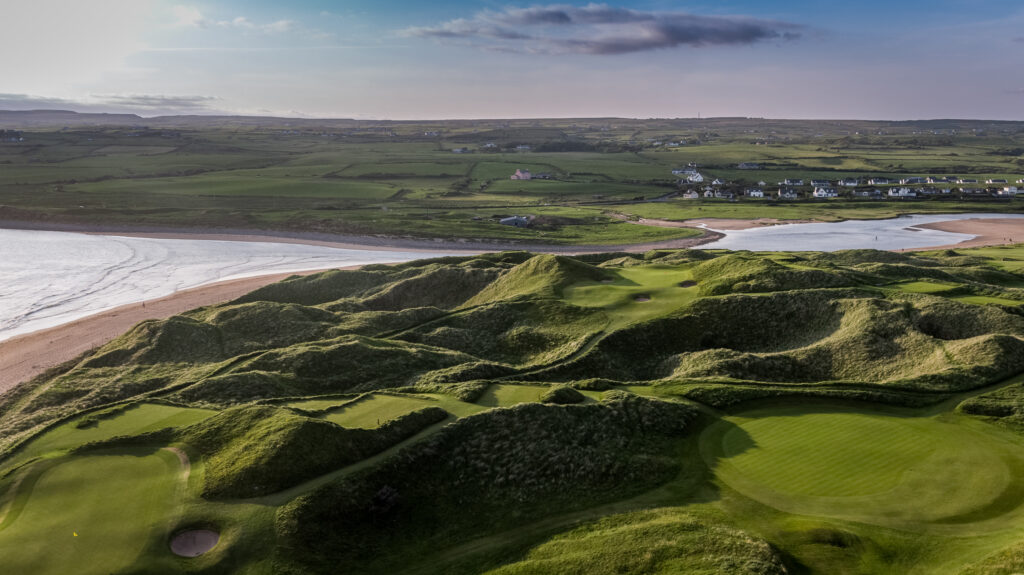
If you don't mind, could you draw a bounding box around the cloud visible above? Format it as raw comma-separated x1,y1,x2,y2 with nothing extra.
402,3,802,55
1014,36,1024,43
0,93,222,116
172,5,297,34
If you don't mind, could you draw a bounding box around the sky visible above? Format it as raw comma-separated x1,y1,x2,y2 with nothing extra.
2,0,1023,120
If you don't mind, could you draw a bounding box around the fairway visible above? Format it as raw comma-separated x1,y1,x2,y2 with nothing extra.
0,449,181,575
6,403,215,468
702,407,1024,528
563,265,699,329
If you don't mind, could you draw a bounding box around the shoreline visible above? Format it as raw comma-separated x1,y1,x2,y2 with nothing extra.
904,218,1024,251
0,267,345,393
0,218,720,255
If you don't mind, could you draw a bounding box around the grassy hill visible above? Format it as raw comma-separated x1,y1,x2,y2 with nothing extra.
3,245,1024,573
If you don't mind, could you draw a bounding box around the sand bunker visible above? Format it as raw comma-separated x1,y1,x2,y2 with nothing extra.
170,529,219,557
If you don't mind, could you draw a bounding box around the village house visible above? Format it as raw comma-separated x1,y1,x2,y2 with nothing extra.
711,178,725,186
958,178,978,184
1018,178,1024,184
810,180,831,187
782,178,803,186
900,177,926,185
987,179,1008,184
869,177,890,185
745,188,765,198
757,180,768,187
510,169,532,180
682,190,700,199
777,188,800,199
687,173,705,183
839,178,859,187
813,187,839,198
888,187,916,198
1000,187,1019,196
853,188,883,197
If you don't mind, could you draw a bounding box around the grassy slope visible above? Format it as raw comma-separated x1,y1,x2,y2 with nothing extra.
2,245,1024,573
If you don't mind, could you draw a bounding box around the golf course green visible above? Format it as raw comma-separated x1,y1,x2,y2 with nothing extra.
702,406,1024,529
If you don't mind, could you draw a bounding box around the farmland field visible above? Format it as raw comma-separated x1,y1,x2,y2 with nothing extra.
0,115,1021,247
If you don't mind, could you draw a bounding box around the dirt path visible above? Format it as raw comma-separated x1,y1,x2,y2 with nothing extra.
163,447,191,482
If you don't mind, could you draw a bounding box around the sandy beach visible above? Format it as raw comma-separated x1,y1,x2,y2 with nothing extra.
908,218,1024,250
0,267,345,392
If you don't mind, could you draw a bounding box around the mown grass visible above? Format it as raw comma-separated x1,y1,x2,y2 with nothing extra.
0,448,181,575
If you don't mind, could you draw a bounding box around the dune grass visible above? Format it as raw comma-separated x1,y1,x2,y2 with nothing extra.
562,264,700,329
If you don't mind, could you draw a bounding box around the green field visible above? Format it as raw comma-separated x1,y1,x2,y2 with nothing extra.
0,117,1021,246
4,246,1024,573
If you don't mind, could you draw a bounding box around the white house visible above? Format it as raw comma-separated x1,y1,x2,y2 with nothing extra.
1000,187,1019,196
711,178,724,186
889,187,916,197
958,178,978,184
757,181,767,187
687,173,705,183
782,178,803,186
1018,178,1024,184
777,188,799,199
746,188,765,198
810,180,831,187
839,178,859,187
511,169,532,180
813,187,838,198
869,177,890,185
900,177,926,185
682,190,700,199
987,179,1008,184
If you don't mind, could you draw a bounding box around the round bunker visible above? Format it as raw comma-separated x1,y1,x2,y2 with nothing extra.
170,529,220,558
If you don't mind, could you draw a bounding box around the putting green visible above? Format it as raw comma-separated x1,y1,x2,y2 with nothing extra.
701,407,1024,528
0,449,181,575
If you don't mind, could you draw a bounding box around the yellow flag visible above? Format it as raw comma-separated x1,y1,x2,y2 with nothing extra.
73,532,78,537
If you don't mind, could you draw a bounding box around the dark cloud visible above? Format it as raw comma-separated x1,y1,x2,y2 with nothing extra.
402,3,802,55
0,93,222,115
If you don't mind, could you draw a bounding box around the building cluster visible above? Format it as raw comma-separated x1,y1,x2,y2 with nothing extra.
673,165,1022,200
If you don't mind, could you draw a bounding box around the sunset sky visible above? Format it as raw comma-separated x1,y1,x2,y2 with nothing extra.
3,0,1023,119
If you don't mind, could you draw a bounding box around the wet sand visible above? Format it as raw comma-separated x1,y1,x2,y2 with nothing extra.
907,218,1024,250
678,218,816,230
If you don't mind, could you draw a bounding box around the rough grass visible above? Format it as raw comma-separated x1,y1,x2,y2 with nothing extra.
275,394,698,573
484,508,787,575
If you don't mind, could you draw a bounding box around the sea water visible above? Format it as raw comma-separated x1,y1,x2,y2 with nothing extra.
0,229,459,342
698,213,1024,252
